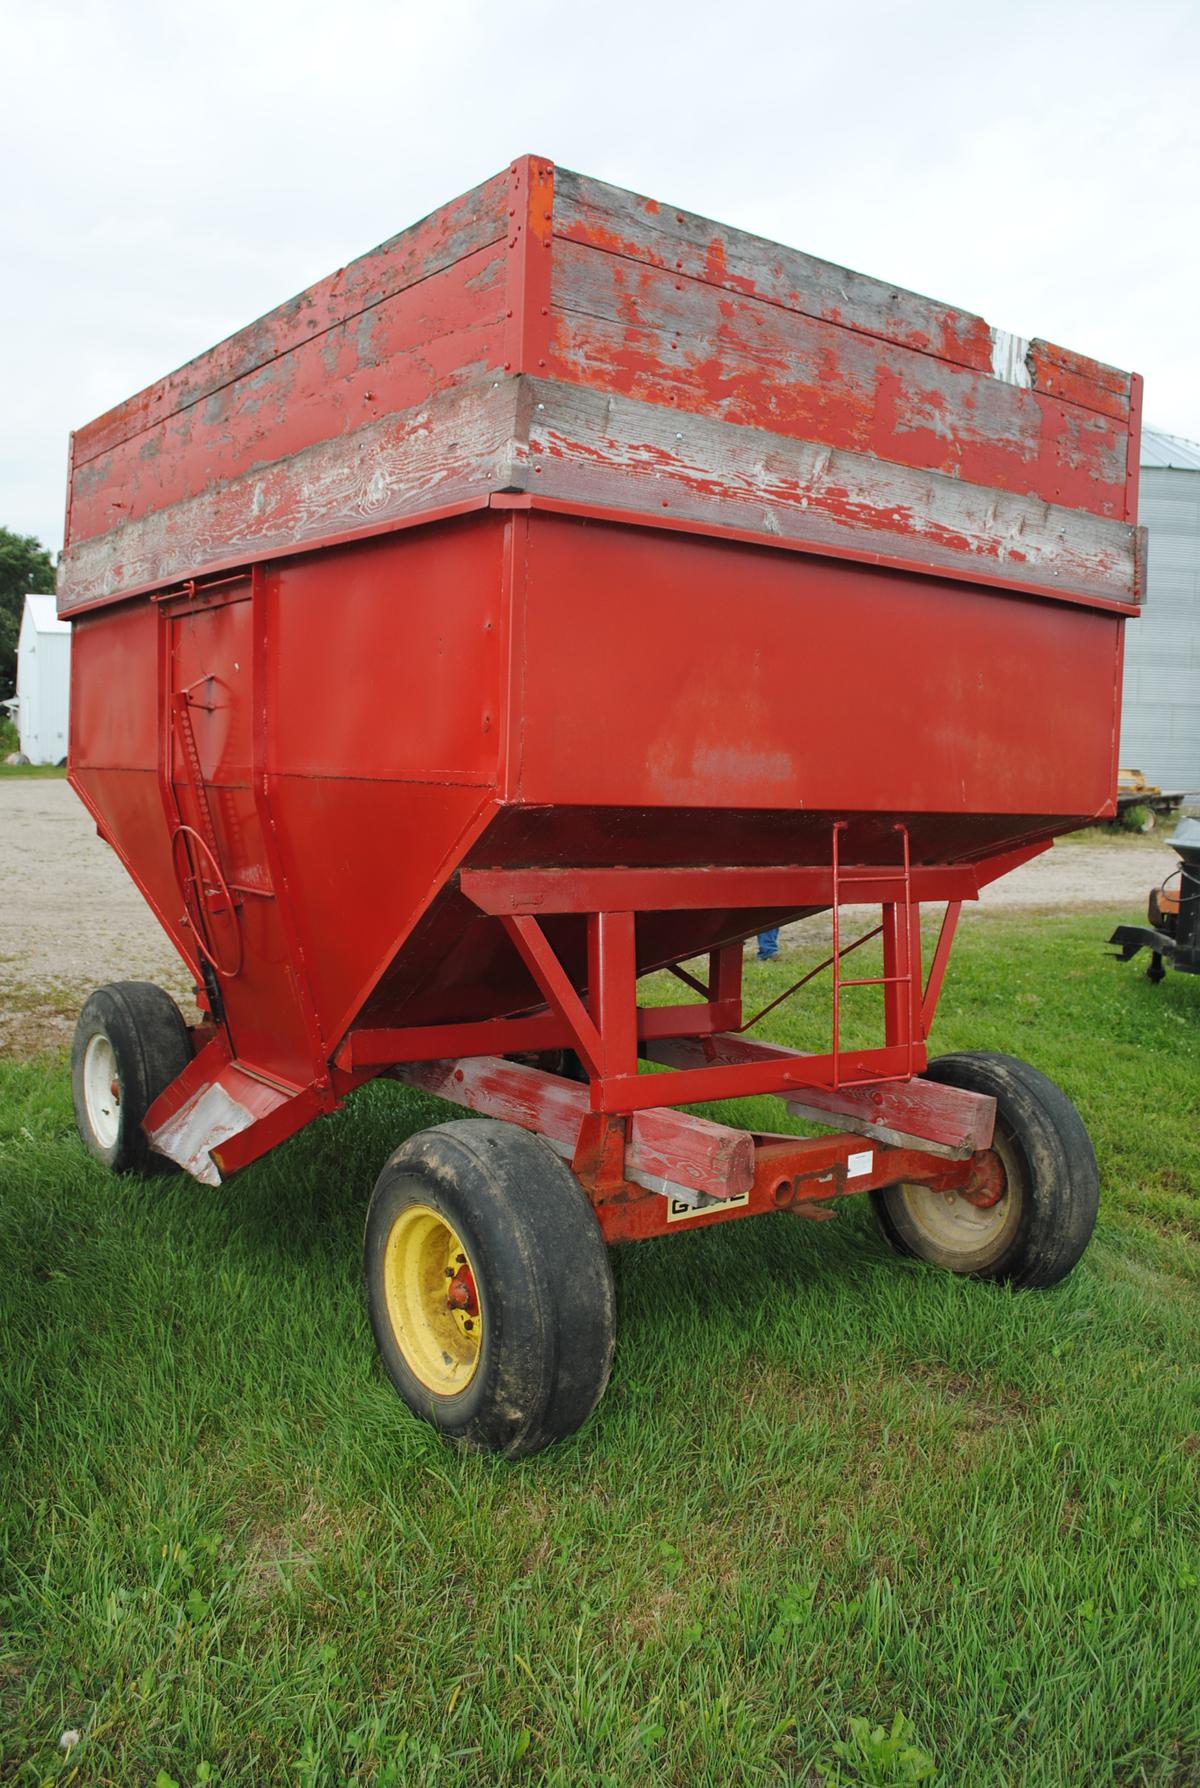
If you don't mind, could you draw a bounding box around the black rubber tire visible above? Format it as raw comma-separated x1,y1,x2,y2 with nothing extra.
870,1051,1099,1289
71,981,193,1175
364,1120,616,1458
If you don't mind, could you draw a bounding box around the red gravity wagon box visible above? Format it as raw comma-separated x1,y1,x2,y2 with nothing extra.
60,156,1143,1455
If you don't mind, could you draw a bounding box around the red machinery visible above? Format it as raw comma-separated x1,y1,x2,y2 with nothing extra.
62,157,1143,1455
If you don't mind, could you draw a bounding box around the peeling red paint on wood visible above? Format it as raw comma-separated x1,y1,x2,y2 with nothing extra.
546,238,1128,519
517,378,1140,608
58,379,518,611
69,245,509,545
504,156,555,375
70,170,510,488
58,154,1142,618
554,172,1132,436
1025,339,1132,421
645,1033,995,1154
57,373,1141,614
396,1053,755,1200
1124,373,1145,527
553,169,997,373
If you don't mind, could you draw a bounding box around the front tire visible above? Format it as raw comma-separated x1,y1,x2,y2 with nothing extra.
871,1051,1098,1288
364,1120,616,1458
71,981,193,1175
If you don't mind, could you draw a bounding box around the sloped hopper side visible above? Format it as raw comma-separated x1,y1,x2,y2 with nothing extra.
69,508,1125,1096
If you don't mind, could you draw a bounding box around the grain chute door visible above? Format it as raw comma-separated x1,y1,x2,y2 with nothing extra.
164,583,317,1086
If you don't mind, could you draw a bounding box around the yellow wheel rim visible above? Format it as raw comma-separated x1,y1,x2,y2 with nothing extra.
381,1203,483,1396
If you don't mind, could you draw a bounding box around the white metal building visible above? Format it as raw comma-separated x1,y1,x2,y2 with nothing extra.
15,593,72,764
1119,427,1200,795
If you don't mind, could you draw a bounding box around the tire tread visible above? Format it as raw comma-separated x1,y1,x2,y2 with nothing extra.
71,981,192,1175
364,1120,615,1458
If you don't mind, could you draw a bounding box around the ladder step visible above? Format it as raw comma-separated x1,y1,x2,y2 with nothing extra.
840,975,913,990
830,819,917,1090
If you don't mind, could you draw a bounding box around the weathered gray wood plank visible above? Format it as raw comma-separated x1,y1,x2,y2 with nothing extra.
57,372,1140,615
548,240,1130,519
58,377,522,612
69,244,509,545
514,377,1140,607
554,170,1131,425
554,169,996,372
74,169,511,470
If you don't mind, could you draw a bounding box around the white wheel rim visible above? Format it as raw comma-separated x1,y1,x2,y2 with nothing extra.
898,1179,1012,1249
896,1121,1022,1257
82,1033,122,1150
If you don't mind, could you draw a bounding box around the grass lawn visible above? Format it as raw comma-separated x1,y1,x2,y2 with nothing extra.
1,913,1198,1785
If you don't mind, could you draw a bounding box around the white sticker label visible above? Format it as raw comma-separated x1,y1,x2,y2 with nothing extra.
665,1189,751,1222
847,1150,874,1179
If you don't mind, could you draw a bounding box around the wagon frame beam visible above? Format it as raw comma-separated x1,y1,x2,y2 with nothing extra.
390,1050,1002,1245
457,860,938,1113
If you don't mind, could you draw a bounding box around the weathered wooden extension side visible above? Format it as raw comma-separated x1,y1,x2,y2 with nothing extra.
58,157,1143,614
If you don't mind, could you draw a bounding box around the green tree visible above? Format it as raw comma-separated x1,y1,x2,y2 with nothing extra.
0,528,56,701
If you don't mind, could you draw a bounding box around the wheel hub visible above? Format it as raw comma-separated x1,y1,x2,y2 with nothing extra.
381,1205,483,1395
899,1132,1019,1255
445,1264,478,1316
959,1150,1007,1209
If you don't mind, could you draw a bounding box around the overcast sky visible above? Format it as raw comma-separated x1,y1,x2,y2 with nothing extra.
3,0,1198,554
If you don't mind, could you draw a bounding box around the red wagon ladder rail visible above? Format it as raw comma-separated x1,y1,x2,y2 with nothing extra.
831,819,919,1089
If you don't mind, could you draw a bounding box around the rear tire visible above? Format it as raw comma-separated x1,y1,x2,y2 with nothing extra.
364,1120,616,1457
871,1051,1098,1288
71,982,193,1175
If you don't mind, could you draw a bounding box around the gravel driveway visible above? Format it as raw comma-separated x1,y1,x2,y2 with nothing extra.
0,777,1179,1055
